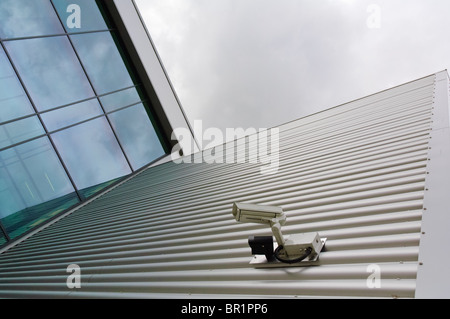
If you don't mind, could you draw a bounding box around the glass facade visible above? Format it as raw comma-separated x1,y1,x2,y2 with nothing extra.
0,0,168,243
4,36,95,111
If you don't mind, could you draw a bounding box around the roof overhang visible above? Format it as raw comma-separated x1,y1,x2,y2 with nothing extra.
102,0,200,155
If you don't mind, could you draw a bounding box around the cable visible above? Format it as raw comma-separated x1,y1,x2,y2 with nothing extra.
273,246,313,264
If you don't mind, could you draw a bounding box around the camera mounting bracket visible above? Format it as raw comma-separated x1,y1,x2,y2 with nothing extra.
249,236,327,268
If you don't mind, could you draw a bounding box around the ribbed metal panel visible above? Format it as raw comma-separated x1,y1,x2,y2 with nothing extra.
0,74,436,298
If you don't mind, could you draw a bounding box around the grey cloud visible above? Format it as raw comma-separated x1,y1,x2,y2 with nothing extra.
136,0,450,141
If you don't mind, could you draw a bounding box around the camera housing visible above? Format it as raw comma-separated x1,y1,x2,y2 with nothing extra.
232,202,286,225
232,202,286,246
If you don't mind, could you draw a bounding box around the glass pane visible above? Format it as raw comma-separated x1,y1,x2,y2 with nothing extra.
52,0,108,33
41,98,103,132
0,46,34,122
0,116,45,149
0,0,64,39
51,117,131,191
108,104,165,170
100,87,142,112
4,36,94,111
78,177,120,199
0,137,78,239
0,229,6,246
70,31,134,95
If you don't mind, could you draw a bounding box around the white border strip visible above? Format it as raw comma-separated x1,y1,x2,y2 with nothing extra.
415,70,450,298
113,0,200,155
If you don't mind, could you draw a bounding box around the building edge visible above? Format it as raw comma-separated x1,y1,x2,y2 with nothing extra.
415,70,450,298
103,0,200,155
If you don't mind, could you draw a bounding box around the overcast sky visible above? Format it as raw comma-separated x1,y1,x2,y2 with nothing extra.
135,0,450,141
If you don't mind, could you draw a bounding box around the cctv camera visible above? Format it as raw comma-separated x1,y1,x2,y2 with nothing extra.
232,202,325,265
232,202,286,225
232,202,286,246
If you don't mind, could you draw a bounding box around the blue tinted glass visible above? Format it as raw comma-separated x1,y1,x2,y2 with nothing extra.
0,137,78,239
52,0,108,33
0,46,34,122
51,117,131,190
70,31,134,95
78,177,120,199
0,0,64,39
4,36,94,111
108,104,165,170
0,116,45,149
0,229,6,245
41,98,103,132
100,87,142,112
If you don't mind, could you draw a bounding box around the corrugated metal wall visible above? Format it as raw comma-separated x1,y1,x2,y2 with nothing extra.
0,74,436,298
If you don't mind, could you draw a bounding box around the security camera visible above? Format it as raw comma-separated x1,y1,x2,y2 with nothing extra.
232,202,286,246
232,202,325,265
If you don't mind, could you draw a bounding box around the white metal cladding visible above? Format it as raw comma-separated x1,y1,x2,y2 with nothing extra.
415,71,450,298
0,74,437,298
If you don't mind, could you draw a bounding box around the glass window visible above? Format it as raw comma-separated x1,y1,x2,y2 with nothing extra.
51,117,131,191
0,0,64,39
78,177,120,199
0,116,45,149
4,36,94,111
52,0,108,33
0,228,6,246
0,137,78,239
70,31,134,95
0,46,34,122
41,98,103,132
108,104,165,170
100,87,142,112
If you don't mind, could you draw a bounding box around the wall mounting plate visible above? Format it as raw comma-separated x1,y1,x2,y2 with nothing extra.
249,238,327,268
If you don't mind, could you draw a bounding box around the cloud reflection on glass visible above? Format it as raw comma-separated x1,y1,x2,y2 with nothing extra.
0,116,44,149
70,31,134,95
0,46,34,122
108,104,165,170
51,117,132,191
52,0,108,33
4,36,94,111
0,0,63,39
100,87,142,113
41,98,103,132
